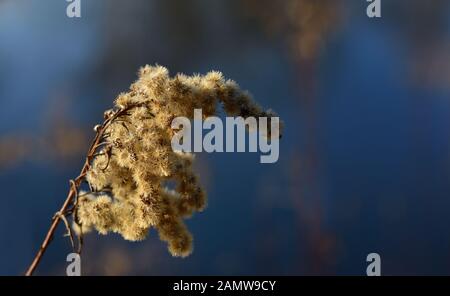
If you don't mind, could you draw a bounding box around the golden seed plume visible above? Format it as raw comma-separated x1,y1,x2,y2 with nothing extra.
76,65,281,257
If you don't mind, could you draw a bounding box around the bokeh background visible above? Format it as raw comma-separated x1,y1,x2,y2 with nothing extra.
1,0,450,275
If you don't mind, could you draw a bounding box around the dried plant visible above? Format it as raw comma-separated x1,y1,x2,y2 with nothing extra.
26,65,281,275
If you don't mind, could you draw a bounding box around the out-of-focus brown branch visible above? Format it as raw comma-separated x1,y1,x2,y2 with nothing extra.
0,119,88,170
243,0,344,62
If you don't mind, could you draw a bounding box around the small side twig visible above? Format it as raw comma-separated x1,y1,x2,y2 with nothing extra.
53,211,75,250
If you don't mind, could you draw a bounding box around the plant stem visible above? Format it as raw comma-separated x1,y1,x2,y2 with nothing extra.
25,139,99,276
25,188,77,276
25,106,136,276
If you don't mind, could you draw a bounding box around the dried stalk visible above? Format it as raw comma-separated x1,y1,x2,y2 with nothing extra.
25,106,137,276
25,64,282,276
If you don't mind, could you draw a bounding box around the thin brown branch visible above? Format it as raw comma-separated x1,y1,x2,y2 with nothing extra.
25,105,139,276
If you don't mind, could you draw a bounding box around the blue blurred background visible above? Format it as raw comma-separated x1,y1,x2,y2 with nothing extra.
1,0,450,275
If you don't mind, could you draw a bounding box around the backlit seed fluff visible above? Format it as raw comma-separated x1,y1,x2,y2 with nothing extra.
93,124,102,133
76,65,282,257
